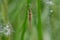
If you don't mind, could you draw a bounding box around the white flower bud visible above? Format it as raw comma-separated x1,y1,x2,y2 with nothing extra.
3,23,14,36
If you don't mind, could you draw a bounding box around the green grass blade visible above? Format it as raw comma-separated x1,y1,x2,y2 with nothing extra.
37,0,43,40
1,0,8,24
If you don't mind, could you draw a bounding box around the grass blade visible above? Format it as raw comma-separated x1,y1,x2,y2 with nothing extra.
37,0,43,40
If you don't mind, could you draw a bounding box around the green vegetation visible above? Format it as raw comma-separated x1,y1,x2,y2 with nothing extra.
0,0,60,40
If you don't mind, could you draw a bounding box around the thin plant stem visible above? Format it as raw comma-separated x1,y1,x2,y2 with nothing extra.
1,0,8,24
1,0,12,40
0,37,2,40
20,0,29,40
37,0,43,40
20,8,28,40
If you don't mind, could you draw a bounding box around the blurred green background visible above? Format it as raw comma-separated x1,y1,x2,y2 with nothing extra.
0,0,60,40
